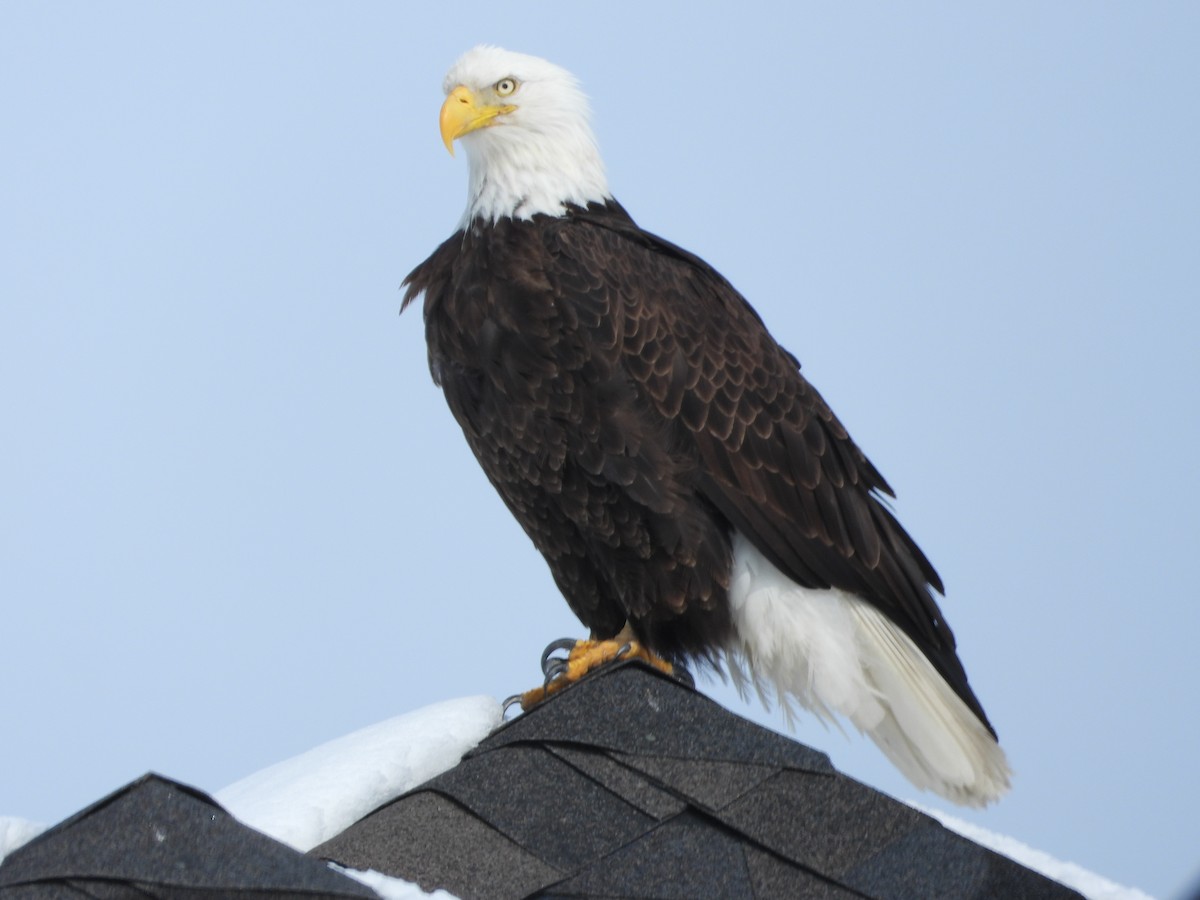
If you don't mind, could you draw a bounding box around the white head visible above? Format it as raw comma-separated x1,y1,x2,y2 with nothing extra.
439,46,611,225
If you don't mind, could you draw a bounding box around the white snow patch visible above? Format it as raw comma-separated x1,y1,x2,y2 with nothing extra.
0,816,46,865
912,803,1155,900
216,695,501,853
333,863,462,900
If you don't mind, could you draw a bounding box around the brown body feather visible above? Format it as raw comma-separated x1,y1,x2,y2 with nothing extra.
403,200,994,736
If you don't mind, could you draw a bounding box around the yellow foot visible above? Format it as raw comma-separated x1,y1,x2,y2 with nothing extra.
517,638,676,711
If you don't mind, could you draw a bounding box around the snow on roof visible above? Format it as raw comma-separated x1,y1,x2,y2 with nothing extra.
0,817,45,866
215,694,502,853
334,863,463,900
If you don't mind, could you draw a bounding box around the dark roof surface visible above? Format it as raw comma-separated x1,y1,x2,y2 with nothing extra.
312,661,1082,900
0,773,374,899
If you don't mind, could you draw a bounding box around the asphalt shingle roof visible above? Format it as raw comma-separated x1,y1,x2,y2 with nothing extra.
0,774,374,899
0,661,1084,899
312,661,1083,900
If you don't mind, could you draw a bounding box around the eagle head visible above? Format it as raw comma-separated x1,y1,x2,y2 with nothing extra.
439,46,611,224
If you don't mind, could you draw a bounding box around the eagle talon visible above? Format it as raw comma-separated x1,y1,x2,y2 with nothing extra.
502,694,526,717
540,638,577,676
543,658,568,684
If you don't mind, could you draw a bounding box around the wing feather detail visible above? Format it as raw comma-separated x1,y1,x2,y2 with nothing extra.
563,203,990,734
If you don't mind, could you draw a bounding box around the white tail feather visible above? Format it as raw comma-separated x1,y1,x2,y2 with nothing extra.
724,532,1012,807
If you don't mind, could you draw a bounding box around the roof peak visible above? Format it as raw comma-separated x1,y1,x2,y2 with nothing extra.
313,662,1083,899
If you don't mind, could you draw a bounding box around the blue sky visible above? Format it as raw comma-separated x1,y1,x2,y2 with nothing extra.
2,3,1196,896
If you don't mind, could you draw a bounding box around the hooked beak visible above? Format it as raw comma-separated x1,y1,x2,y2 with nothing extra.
439,85,516,156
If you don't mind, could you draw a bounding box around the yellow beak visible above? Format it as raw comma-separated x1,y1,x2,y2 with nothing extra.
439,85,516,156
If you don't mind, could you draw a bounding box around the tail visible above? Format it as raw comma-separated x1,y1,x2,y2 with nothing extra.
723,532,1011,807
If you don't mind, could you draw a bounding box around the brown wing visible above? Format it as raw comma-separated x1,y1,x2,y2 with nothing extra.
563,203,992,734
403,215,735,658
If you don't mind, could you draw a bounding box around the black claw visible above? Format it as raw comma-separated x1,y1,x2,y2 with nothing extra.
543,658,568,684
615,642,633,659
502,694,525,717
540,637,577,676
673,666,695,689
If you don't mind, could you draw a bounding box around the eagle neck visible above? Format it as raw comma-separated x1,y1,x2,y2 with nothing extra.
458,124,611,226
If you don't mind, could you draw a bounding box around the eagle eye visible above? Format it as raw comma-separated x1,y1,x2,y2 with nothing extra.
495,77,518,96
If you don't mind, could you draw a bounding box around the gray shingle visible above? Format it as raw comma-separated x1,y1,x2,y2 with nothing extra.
540,811,756,900
717,768,925,875
313,791,562,900
609,752,782,812
425,744,658,870
0,774,373,899
843,823,1065,900
743,845,865,900
546,745,687,821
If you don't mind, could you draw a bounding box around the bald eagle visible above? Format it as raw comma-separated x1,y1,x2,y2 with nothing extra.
403,46,1011,807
